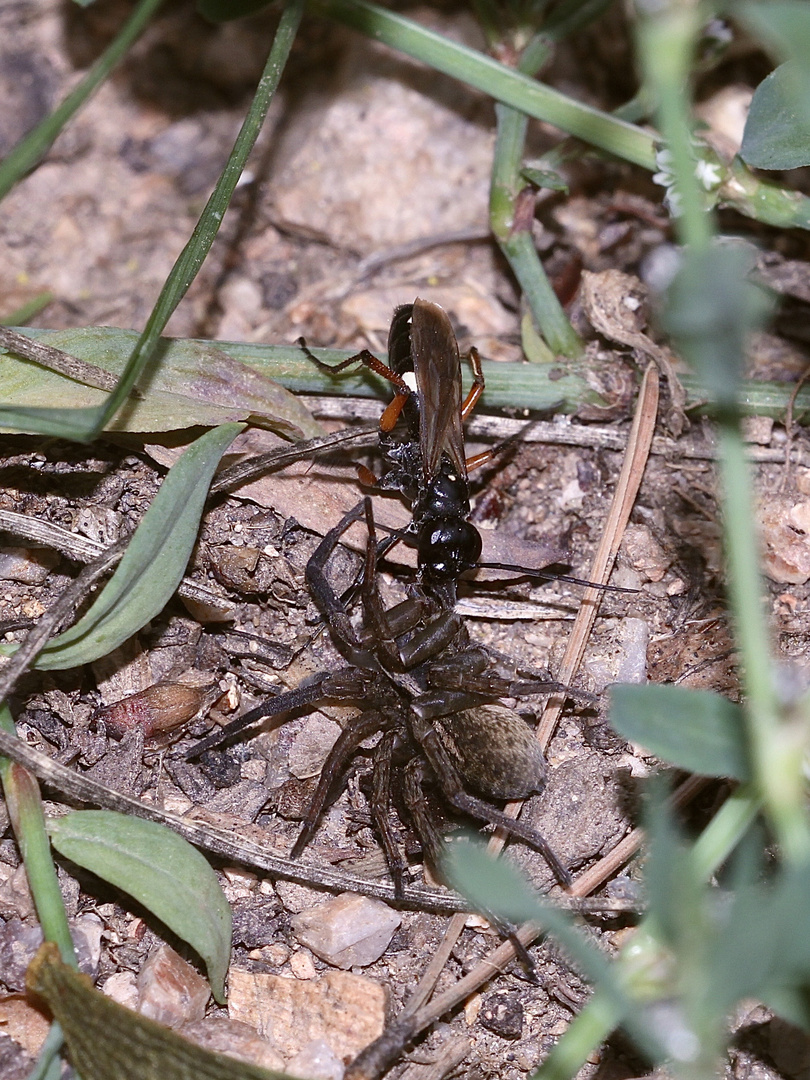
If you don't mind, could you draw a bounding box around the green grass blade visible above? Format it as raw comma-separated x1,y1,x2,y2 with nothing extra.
313,0,657,169
34,423,243,670
48,810,232,1002
0,0,165,202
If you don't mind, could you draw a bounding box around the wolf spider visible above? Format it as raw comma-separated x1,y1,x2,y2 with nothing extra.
186,499,572,896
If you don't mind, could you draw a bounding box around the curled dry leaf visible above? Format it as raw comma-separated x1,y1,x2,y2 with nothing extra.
580,269,687,433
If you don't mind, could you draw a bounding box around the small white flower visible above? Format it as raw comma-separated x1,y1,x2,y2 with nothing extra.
696,158,722,190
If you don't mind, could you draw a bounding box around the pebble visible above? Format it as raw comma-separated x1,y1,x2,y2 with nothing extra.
102,971,139,1010
289,949,317,980
291,894,402,969
227,967,386,1061
286,1038,344,1080
288,715,342,780
0,546,57,584
180,1017,286,1073
621,524,671,582
0,915,101,992
479,990,524,1040
135,944,210,1028
759,496,810,584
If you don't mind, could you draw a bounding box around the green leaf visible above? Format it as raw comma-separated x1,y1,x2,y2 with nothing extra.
520,167,569,193
48,811,232,1003
661,245,773,411
741,63,810,169
0,328,321,439
197,0,274,20
609,684,750,781
34,423,243,670
708,862,810,1018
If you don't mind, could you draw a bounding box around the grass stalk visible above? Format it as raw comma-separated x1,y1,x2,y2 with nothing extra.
312,0,658,169
0,0,165,202
487,30,583,359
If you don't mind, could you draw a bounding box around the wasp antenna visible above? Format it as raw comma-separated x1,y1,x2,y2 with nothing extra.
473,561,638,594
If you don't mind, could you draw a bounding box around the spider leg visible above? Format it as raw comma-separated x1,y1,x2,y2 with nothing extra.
182,676,331,759
402,757,446,871
291,709,393,858
370,729,408,897
410,712,571,888
305,499,380,670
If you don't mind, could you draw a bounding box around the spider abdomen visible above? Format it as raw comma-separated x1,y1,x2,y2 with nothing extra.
434,704,547,801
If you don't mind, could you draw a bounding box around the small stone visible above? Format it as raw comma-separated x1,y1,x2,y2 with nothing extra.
0,919,45,992
621,525,671,582
102,971,139,1010
72,913,103,977
287,1038,344,1080
759,497,810,584
290,950,317,980
180,1017,286,1073
136,944,210,1028
0,547,57,584
741,415,774,445
228,967,386,1062
291,894,401,969
479,991,524,1040
288,715,342,780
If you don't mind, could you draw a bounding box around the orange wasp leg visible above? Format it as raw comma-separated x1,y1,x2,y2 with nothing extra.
460,346,485,420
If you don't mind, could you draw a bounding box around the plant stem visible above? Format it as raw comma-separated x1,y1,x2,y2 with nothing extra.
0,706,75,964
488,32,583,358
0,0,165,202
532,990,621,1080
718,424,810,860
690,785,761,883
636,6,711,252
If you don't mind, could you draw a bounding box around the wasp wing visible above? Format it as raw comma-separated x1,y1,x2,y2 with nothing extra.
410,298,467,481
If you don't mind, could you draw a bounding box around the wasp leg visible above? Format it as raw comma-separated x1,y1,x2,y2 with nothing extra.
298,338,412,397
460,345,485,420
291,709,393,859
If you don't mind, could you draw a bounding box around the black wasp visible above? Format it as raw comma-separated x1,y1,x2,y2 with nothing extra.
306,297,610,605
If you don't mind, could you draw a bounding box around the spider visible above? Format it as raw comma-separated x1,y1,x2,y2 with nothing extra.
186,498,573,896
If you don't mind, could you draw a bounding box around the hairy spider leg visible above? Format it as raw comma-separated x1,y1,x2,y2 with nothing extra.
290,708,395,859
371,729,408,897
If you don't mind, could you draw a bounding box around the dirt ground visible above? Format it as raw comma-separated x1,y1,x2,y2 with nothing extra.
2,3,810,1080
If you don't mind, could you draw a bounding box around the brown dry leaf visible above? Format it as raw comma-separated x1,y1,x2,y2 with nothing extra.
580,269,687,433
